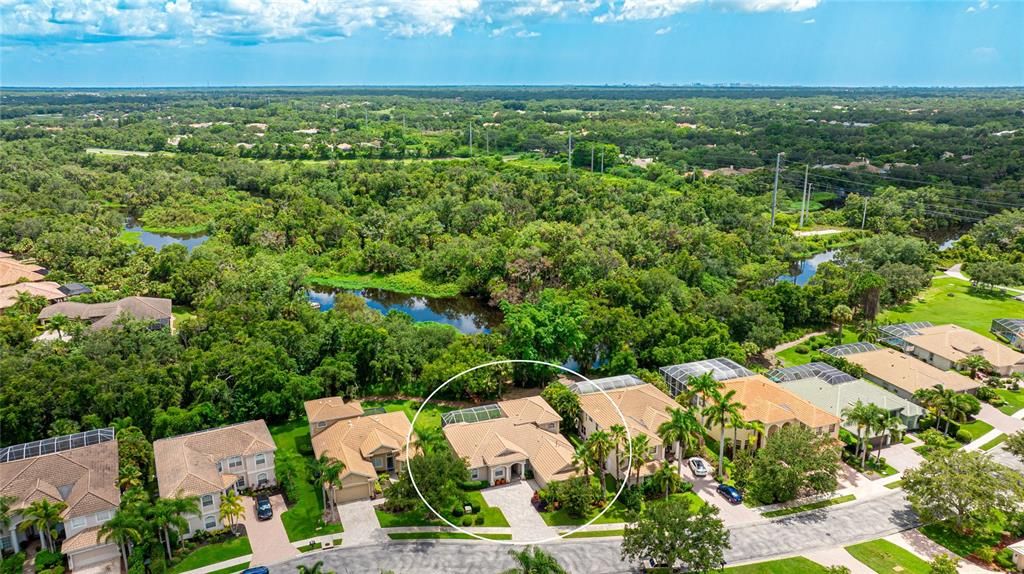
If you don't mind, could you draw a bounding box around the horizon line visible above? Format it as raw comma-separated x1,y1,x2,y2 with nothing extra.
4,83,1024,91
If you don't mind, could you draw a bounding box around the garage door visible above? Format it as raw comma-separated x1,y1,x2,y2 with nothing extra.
333,481,371,503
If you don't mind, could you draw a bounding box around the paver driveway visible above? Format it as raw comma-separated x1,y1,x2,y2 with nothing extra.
480,481,558,542
276,490,919,573
242,495,298,566
681,460,762,525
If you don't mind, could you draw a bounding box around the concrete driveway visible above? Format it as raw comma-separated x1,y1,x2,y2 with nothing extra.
680,460,762,525
241,494,298,566
336,499,387,547
481,481,558,542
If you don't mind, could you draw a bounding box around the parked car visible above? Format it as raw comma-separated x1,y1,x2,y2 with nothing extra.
716,483,743,504
242,568,269,574
688,457,709,477
255,494,273,520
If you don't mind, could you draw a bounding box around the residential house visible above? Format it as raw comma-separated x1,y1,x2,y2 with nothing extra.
0,258,47,287
0,281,67,312
823,342,981,400
570,374,679,483
38,297,173,333
154,421,276,537
308,399,416,504
881,322,1024,376
443,397,575,488
703,375,841,449
1009,540,1024,571
659,357,754,398
57,284,94,298
766,362,925,443
0,429,122,573
991,318,1024,351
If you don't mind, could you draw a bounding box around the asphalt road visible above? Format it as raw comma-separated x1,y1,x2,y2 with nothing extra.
276,491,919,574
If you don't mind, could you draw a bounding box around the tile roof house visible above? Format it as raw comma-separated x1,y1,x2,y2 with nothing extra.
0,281,67,312
154,421,277,537
0,429,122,573
705,375,841,449
823,343,980,400
443,397,575,488
310,406,416,504
304,397,365,437
38,297,173,332
893,323,1024,377
574,376,680,482
0,259,46,287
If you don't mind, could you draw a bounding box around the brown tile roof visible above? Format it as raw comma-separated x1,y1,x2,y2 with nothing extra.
844,347,981,394
304,397,364,423
38,297,172,330
577,383,678,447
311,411,414,480
0,281,65,311
722,375,842,428
443,418,576,484
906,324,1024,371
0,438,119,520
61,525,108,554
154,420,275,498
0,259,45,287
498,396,562,427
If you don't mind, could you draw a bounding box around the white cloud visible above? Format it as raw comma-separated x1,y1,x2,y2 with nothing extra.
515,29,542,38
966,6,976,12
655,26,672,34
596,0,819,23
972,46,997,60
802,18,815,24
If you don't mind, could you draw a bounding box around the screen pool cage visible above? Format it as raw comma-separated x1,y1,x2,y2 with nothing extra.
878,322,933,350
821,342,879,357
991,318,1024,347
441,404,504,427
659,358,754,398
568,374,646,395
766,362,857,386
0,428,115,463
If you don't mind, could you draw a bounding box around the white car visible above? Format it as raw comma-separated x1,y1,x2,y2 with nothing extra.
688,457,710,477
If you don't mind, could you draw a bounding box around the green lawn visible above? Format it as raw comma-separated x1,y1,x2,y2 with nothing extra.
777,330,859,367
880,277,1024,339
169,536,252,574
538,498,633,526
307,269,460,298
386,532,512,541
884,479,903,489
268,420,344,541
921,521,1004,557
995,388,1024,415
725,557,832,573
563,528,625,538
376,490,509,528
361,399,454,436
844,539,931,574
761,495,856,518
200,566,243,574
980,434,1007,451
959,419,994,442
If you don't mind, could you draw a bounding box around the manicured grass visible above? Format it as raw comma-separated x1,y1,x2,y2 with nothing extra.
563,528,625,538
959,418,994,441
298,542,322,553
307,270,460,298
884,480,903,489
921,521,1003,558
201,566,243,574
172,305,196,323
761,495,856,518
777,329,858,367
995,388,1024,415
880,277,1024,339
86,147,153,156
538,498,633,526
386,532,512,541
376,491,509,528
725,557,832,573
269,420,344,541
980,434,1007,451
845,539,931,574
169,536,251,574
361,399,454,436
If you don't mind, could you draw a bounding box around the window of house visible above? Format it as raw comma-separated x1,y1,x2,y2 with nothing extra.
201,494,214,508
494,468,505,478
70,517,87,530
470,469,479,480
316,421,326,428
95,509,114,522
235,476,246,489
373,456,385,468
227,456,243,470
257,473,268,485
255,453,266,467
204,515,217,529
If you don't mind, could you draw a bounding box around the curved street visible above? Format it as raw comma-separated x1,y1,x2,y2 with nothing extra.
277,491,919,573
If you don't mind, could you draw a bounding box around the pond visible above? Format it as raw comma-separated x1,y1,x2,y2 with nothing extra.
778,249,839,286
124,216,208,252
307,287,503,335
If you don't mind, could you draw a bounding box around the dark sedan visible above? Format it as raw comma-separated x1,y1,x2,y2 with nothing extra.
255,494,273,520
716,483,743,504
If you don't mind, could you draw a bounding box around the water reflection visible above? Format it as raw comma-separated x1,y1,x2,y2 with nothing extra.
307,287,502,335
778,250,839,286
124,216,208,253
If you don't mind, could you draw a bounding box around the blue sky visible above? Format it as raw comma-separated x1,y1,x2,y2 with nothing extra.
2,1,1021,87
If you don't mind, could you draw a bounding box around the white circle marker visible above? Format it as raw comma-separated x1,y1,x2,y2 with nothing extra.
404,359,634,545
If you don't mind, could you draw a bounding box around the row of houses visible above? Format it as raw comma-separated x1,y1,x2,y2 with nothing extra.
0,251,73,312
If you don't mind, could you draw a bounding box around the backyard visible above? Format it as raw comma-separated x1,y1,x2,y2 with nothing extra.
880,277,1024,339
269,420,345,542
995,388,1024,415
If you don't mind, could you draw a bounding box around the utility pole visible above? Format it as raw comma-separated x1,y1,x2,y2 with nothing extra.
770,152,782,227
485,131,489,154
799,164,810,227
568,132,573,174
590,145,595,172
600,150,605,173
861,195,869,229
469,124,473,157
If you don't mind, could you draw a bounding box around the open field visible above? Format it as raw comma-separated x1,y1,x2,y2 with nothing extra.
307,270,461,298
880,278,1024,339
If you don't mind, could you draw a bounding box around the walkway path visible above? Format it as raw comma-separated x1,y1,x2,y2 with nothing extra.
763,330,827,366
885,530,998,573
942,264,1024,295
336,499,387,547
481,481,559,542
242,494,298,566
804,548,875,574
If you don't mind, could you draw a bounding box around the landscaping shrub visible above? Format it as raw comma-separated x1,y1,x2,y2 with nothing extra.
977,386,998,402
459,480,488,491
618,485,644,512
461,515,473,527
469,501,481,514
795,345,810,355
295,434,314,456
995,548,1014,570
473,514,484,525
35,551,63,571
955,429,973,444
451,505,464,517
974,546,996,564
1,553,26,574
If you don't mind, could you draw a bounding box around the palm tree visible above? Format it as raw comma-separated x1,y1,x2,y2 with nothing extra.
876,412,903,463
627,434,652,485
98,508,143,572
18,499,66,552
702,388,745,477
682,372,719,409
119,465,143,491
658,406,700,474
150,496,198,559
310,454,344,521
46,314,71,340
947,394,976,430
608,424,628,480
218,491,245,535
650,460,683,499
13,291,45,315
296,560,333,574
841,400,870,464
832,304,854,339
0,495,16,564
322,458,346,522
585,431,615,498
957,355,993,378
502,546,568,574
572,441,595,479
915,385,957,435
